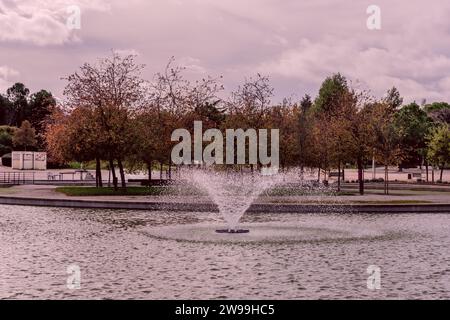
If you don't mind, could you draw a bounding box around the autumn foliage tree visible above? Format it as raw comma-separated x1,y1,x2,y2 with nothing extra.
368,102,404,194
42,53,449,191
13,120,37,151
61,51,147,189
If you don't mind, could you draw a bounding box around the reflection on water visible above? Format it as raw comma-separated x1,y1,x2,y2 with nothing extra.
0,205,449,299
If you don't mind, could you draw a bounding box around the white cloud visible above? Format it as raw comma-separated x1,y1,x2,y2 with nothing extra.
0,65,20,92
178,56,207,74
1,0,450,103
0,0,111,45
115,49,141,57
258,24,450,103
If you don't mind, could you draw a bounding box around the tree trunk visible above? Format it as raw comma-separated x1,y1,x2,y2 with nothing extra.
440,164,444,182
160,162,163,180
95,158,99,188
317,167,321,182
337,160,341,192
109,159,118,191
95,157,103,187
432,166,435,183
357,156,364,195
117,158,126,188
147,161,152,182
386,168,389,194
384,164,388,195
425,161,429,182
168,159,172,180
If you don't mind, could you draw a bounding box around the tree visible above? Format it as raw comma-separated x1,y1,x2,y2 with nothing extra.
28,90,56,147
13,120,37,151
0,94,12,125
383,87,403,111
395,103,432,170
45,106,107,187
63,51,147,189
335,89,373,195
311,74,372,194
144,58,224,177
129,108,177,181
429,108,450,125
265,101,298,170
227,74,273,128
224,74,274,171
194,101,226,126
6,83,30,127
309,112,335,181
426,125,450,182
425,102,450,113
426,103,450,125
297,94,312,175
311,74,353,187
313,73,348,115
369,102,404,194
0,126,16,156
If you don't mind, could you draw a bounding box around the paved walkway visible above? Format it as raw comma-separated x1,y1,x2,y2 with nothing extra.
0,165,448,182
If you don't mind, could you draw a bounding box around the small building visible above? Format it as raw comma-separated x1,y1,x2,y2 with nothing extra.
11,151,47,170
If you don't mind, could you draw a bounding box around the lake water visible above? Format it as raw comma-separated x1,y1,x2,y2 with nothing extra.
0,205,449,299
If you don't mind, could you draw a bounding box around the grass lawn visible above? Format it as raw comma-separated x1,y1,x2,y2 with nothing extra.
350,200,433,204
266,188,354,196
56,186,170,196
267,199,433,204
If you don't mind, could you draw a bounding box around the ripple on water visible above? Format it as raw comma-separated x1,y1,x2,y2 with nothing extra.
141,221,401,244
0,205,449,299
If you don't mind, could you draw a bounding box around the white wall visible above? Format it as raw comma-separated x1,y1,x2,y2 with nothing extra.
11,151,47,170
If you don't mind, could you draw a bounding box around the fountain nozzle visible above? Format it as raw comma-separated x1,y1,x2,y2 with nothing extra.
215,229,250,234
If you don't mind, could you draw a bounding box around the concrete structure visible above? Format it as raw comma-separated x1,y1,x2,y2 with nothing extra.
11,151,47,170
0,195,449,213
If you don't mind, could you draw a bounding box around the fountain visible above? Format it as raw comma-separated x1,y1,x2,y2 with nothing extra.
143,168,397,244
186,168,287,234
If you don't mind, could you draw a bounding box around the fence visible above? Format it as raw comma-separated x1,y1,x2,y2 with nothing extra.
0,172,35,185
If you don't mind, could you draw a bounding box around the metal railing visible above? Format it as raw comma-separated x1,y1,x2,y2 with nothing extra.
0,172,35,185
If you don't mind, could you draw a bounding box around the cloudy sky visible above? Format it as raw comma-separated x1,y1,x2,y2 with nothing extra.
1,0,450,104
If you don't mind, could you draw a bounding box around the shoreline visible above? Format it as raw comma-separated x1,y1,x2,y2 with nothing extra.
0,194,449,213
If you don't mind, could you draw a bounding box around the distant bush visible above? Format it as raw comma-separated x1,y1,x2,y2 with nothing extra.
0,126,16,157
68,162,82,169
1,152,11,167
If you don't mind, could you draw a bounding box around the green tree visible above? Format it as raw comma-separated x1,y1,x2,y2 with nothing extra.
297,94,312,174
0,94,12,125
13,120,37,151
383,87,403,111
426,125,450,182
424,102,450,113
369,102,404,194
0,126,16,156
6,83,30,127
28,90,56,147
313,73,348,115
394,102,432,169
426,102,450,125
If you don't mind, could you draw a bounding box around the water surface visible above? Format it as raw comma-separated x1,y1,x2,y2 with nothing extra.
0,205,449,299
